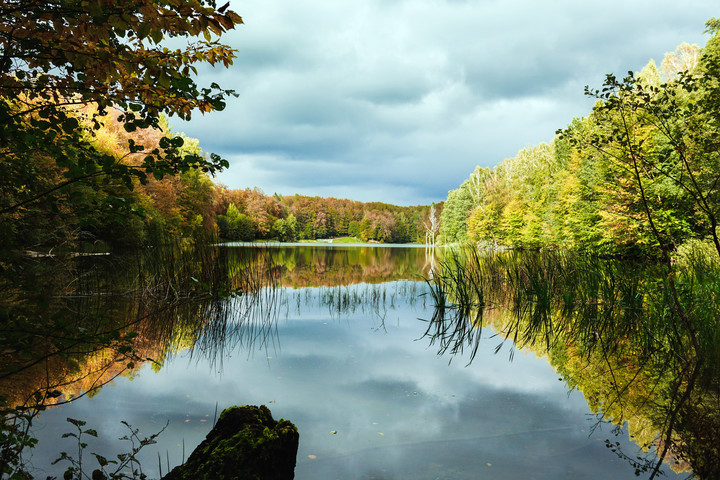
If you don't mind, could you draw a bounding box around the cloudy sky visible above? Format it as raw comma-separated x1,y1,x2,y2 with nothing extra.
174,0,718,206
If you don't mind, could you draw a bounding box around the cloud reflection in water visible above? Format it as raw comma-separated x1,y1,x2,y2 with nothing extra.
29,281,679,479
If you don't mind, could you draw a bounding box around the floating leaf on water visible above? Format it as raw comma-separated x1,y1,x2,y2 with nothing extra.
330,430,337,434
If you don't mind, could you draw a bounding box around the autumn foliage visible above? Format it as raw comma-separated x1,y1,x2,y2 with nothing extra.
0,0,244,250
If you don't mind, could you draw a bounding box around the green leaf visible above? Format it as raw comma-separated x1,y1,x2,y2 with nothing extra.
93,453,109,467
137,22,150,39
67,417,86,427
92,468,107,480
62,117,80,132
151,28,163,43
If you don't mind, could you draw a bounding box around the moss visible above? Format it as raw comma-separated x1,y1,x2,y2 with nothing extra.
163,405,299,480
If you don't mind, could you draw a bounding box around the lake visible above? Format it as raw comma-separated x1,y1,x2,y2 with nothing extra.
1,244,694,479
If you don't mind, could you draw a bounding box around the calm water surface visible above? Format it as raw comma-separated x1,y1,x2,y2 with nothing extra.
23,245,682,479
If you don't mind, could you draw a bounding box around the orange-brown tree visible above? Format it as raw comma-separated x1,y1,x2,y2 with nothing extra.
0,0,243,219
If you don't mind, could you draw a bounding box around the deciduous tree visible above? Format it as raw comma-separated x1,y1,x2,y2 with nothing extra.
0,0,243,217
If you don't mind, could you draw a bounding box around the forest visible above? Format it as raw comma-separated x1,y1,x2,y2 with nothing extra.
439,21,720,258
426,20,720,478
0,1,434,256
16,13,720,256
0,96,435,251
3,3,719,266
3,3,720,478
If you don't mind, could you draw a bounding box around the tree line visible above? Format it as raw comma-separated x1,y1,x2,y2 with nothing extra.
440,21,720,257
0,104,436,249
0,0,435,253
215,189,436,243
0,103,436,250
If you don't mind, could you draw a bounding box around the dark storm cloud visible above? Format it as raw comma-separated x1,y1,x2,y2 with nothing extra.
176,0,719,205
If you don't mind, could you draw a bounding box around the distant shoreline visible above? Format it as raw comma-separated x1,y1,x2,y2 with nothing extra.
219,241,429,248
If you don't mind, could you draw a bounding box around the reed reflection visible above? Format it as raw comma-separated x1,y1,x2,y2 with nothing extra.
422,248,720,478
0,243,282,431
1,244,434,412
1,243,436,477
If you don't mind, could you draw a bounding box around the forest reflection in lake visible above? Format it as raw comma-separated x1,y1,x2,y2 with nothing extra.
425,248,720,478
1,244,696,479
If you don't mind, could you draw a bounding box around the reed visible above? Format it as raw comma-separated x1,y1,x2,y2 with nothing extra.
422,246,720,477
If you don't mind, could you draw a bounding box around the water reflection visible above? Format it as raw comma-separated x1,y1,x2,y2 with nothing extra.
424,249,720,478
0,243,283,412
0,245,695,479
226,243,433,287
1,245,435,411
26,280,680,479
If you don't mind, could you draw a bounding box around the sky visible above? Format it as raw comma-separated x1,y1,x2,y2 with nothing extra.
173,0,719,206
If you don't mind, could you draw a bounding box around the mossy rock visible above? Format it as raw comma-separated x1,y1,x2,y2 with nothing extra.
163,405,299,480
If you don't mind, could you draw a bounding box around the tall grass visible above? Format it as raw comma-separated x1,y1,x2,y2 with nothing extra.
1,241,287,477
422,246,720,478
423,248,713,367
1,240,283,409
